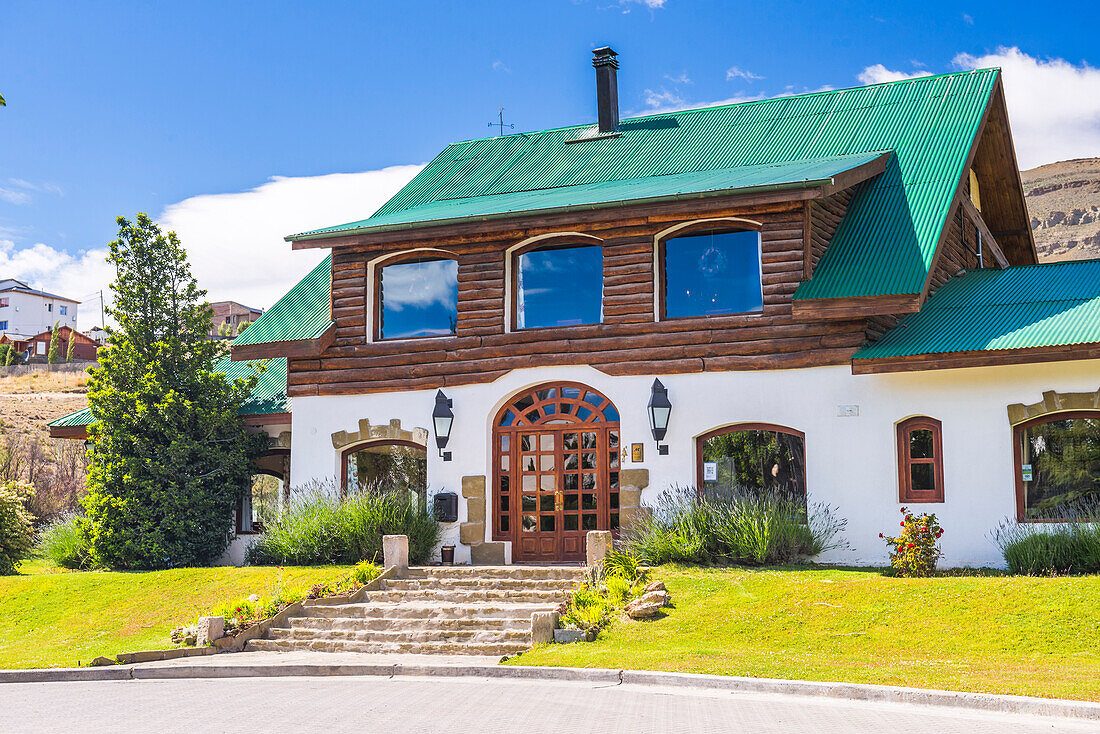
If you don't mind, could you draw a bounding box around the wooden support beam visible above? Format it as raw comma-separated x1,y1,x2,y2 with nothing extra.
957,194,1010,268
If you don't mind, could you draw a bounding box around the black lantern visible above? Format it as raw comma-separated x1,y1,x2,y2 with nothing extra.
432,390,454,461
647,378,672,455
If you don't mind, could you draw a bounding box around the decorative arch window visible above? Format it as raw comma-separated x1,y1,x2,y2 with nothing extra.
514,243,603,330
696,423,806,497
376,255,458,340
1014,411,1100,521
341,440,428,510
897,417,944,503
661,225,763,319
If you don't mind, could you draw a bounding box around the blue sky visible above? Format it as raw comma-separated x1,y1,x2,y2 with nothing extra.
2,0,1099,325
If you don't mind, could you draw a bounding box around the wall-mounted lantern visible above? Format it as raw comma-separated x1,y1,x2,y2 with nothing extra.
432,390,454,461
647,378,672,456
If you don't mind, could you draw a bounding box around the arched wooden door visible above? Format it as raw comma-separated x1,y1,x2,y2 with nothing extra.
493,383,621,563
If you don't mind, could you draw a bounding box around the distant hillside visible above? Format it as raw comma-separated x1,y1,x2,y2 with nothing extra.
1022,158,1100,262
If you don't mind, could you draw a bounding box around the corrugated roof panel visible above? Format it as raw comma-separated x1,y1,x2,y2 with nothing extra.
293,69,999,302
231,255,332,347
853,260,1100,360
46,356,290,429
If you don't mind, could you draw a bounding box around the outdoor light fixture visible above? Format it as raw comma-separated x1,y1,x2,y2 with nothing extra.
647,378,672,455
432,390,454,461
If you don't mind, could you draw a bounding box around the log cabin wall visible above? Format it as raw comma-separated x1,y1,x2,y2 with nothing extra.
290,197,872,397
807,187,856,278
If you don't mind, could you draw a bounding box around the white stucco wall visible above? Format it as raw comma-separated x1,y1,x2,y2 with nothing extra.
288,359,1100,568
0,290,79,338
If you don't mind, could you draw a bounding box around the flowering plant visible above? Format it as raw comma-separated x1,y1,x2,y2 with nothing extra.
880,507,943,577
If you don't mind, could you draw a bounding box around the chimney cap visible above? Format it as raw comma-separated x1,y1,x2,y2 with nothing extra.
592,46,619,68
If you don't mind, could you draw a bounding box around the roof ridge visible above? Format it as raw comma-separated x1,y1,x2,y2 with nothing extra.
443,68,1000,147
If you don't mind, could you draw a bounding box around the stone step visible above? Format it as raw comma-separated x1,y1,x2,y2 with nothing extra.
283,615,530,633
246,638,529,657
268,627,529,645
366,589,566,604
301,601,556,621
409,566,585,581
383,577,577,593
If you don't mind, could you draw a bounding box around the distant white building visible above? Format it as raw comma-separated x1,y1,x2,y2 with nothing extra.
0,278,79,338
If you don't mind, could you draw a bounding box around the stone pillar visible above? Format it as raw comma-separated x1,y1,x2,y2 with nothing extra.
196,616,224,646
383,534,409,577
586,530,613,568
530,611,558,646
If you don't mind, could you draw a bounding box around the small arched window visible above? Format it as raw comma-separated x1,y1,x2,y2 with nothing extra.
515,244,603,330
661,227,762,319
377,255,458,340
1014,411,1100,521
897,417,944,503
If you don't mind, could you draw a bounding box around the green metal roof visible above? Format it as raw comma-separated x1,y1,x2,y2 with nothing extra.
292,152,890,237
291,69,1001,300
230,255,332,347
46,356,289,429
853,260,1100,361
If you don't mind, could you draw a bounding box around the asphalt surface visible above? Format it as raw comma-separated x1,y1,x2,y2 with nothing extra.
2,674,1095,733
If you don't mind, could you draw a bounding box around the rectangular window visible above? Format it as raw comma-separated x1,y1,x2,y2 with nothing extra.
0,298,8,307
47,303,53,312
377,258,458,340
516,245,603,329
897,417,944,503
663,229,763,319
60,306,67,315
0,321,7,330
1016,413,1100,520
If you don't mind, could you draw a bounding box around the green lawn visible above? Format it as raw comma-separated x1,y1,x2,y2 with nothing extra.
0,560,353,669
510,565,1100,701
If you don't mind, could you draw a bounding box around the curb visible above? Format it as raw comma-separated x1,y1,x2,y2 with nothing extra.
2,662,1097,721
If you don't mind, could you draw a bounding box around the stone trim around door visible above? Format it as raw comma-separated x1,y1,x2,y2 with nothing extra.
1007,388,1100,426
618,468,651,534
461,475,506,565
330,419,429,450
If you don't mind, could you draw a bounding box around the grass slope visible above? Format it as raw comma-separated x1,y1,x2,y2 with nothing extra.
0,560,352,669
510,566,1100,701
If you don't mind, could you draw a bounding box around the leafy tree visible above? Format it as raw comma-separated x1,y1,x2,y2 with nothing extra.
0,344,9,366
65,329,75,362
0,481,35,575
0,92,5,106
82,214,266,569
3,345,15,366
236,320,251,335
46,321,60,364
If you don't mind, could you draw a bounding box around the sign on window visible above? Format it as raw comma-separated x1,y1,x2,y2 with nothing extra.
703,462,718,482
1021,463,1033,482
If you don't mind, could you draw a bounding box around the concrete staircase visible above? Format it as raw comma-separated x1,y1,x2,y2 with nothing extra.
246,566,585,657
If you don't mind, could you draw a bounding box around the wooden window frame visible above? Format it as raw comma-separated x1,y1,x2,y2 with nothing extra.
509,238,605,333
656,221,765,322
1013,410,1100,522
695,422,806,492
340,439,427,498
372,251,459,342
896,416,944,504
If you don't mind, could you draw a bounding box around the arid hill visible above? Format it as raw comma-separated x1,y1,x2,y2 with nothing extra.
1022,157,1100,262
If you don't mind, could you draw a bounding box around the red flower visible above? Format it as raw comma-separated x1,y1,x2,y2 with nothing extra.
901,521,905,527
878,533,884,538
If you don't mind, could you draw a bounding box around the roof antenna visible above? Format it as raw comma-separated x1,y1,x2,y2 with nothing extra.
487,107,514,137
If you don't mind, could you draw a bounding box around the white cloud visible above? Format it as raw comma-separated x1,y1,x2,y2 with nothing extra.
159,165,423,309
641,88,684,110
952,47,1100,169
0,164,423,332
492,60,511,73
619,0,665,7
857,64,933,84
663,72,692,85
0,188,32,206
962,13,974,25
726,66,763,82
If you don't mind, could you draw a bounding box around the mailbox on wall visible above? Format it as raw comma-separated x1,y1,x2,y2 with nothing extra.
433,491,459,523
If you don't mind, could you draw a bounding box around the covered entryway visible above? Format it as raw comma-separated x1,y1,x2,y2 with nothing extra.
492,382,621,563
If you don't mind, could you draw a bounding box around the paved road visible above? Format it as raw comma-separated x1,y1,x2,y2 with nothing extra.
2,675,1093,733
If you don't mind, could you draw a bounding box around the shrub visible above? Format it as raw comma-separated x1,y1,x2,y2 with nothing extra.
36,514,93,569
560,582,615,632
604,574,634,606
992,502,1100,575
352,559,383,586
0,481,35,574
881,507,943,577
247,481,440,566
623,485,848,566
603,548,643,582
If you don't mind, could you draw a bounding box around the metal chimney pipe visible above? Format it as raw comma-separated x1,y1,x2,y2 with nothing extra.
592,47,620,133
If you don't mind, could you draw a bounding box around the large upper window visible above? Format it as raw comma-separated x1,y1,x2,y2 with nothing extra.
1016,412,1100,520
897,417,944,503
516,245,603,329
663,229,762,319
342,441,428,510
697,424,806,497
377,257,457,340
